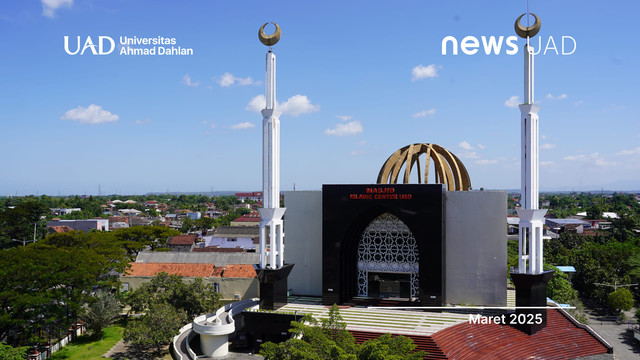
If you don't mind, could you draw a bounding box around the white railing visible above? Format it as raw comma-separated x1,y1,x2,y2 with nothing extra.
172,298,260,359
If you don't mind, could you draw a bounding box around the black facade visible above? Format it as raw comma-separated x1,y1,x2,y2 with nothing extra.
322,184,444,306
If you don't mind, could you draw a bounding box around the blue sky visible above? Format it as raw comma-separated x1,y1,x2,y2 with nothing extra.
0,0,638,195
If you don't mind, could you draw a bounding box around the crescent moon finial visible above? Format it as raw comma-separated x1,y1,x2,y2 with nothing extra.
514,13,541,38
259,22,281,47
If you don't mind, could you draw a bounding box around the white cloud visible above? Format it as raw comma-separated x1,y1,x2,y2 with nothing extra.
246,95,266,113
325,121,363,136
411,64,440,81
357,140,367,146
230,122,255,130
477,144,486,149
412,108,437,118
336,115,352,121
135,118,151,125
182,74,199,87
615,147,640,156
574,100,584,107
42,0,72,18
246,94,320,117
458,141,473,150
216,72,259,87
541,134,548,140
546,93,568,100
563,152,612,167
504,95,520,108
61,104,118,125
475,159,498,165
541,143,557,150
279,95,320,117
350,150,365,155
563,154,586,161
458,151,479,159
541,161,555,166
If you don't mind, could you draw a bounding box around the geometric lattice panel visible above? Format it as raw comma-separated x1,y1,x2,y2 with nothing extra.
357,213,419,298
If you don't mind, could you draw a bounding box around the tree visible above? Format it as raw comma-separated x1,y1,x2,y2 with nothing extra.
124,272,221,318
0,342,28,360
260,307,424,360
112,226,180,255
80,290,121,338
358,333,426,360
0,200,48,248
545,265,578,304
123,303,186,354
607,288,634,313
180,218,194,233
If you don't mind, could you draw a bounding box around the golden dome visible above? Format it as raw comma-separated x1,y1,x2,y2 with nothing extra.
377,143,471,191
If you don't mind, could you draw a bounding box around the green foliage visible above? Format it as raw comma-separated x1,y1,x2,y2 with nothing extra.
260,307,424,360
124,272,221,318
545,265,578,304
80,290,121,338
180,218,195,233
0,200,49,248
112,226,180,256
123,303,186,354
50,325,124,360
358,333,426,360
607,288,634,313
0,342,28,360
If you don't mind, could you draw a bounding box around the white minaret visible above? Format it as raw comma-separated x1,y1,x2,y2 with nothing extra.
515,15,547,275
257,23,285,270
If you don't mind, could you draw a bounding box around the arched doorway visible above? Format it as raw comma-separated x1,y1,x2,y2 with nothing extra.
357,213,419,300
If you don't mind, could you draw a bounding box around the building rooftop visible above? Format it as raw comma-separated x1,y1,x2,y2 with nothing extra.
124,262,256,278
169,234,198,245
135,251,259,265
214,226,260,237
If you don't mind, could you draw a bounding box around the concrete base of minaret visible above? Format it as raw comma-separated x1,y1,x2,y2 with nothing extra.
510,270,555,335
258,263,294,310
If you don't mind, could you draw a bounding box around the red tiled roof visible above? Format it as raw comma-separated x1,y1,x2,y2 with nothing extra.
125,263,215,277
124,262,257,279
232,212,261,222
169,234,197,245
223,264,257,278
431,309,610,359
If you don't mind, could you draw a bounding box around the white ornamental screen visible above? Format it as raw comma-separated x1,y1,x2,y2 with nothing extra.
357,213,419,299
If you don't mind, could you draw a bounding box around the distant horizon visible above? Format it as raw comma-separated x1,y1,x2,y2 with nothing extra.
2,187,639,198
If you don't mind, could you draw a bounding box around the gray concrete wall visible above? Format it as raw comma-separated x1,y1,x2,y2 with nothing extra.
445,190,507,306
283,191,323,296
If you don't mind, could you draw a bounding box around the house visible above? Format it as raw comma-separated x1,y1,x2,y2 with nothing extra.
118,208,142,216
230,212,261,227
48,225,75,234
201,226,259,251
235,192,263,202
144,200,158,208
47,219,109,232
120,262,258,300
50,208,81,216
545,218,590,234
168,234,198,252
108,216,129,230
187,212,202,220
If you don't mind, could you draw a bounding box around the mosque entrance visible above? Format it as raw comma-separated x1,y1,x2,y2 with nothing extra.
367,272,412,298
357,213,419,300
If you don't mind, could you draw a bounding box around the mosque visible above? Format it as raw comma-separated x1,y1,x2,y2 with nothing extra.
173,15,615,360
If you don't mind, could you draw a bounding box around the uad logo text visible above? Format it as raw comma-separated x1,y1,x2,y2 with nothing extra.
64,36,116,55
